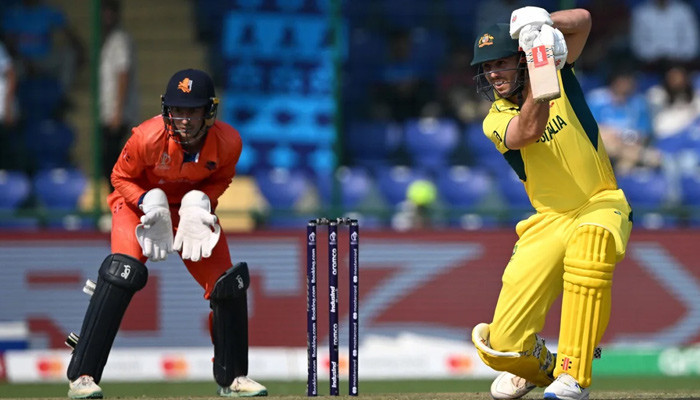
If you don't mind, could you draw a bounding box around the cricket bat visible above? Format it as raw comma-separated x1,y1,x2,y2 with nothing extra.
526,26,560,103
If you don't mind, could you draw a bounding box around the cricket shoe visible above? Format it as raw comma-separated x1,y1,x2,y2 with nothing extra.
490,371,536,399
218,376,268,397
543,373,589,400
68,375,103,399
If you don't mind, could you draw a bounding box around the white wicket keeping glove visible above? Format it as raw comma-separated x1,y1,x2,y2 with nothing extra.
549,25,568,70
135,188,173,262
518,24,540,52
510,6,552,39
173,190,221,262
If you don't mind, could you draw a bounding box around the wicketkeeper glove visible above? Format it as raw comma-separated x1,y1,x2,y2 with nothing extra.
135,188,174,262
510,6,552,39
173,190,221,262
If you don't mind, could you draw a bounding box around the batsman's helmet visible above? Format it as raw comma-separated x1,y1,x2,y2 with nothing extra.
161,68,219,144
471,23,526,101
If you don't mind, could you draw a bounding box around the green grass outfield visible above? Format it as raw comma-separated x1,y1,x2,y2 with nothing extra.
1,377,699,399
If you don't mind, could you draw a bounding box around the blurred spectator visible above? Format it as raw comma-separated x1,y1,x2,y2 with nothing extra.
647,66,700,201
647,66,700,140
370,29,434,122
587,69,662,175
435,43,486,126
473,0,528,38
630,0,699,73
100,0,139,189
576,0,631,78
0,39,19,171
1,0,85,89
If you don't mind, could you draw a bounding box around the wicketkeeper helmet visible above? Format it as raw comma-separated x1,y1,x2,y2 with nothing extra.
161,68,219,144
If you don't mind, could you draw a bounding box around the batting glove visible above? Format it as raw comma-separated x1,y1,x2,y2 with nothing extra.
549,25,568,70
518,24,540,52
510,6,552,39
135,188,174,262
173,190,221,262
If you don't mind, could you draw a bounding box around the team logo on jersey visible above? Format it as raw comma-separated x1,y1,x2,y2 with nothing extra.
156,152,171,170
178,78,193,93
478,33,494,48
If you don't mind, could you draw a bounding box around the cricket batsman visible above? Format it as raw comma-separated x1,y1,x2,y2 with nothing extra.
66,69,267,398
469,8,633,400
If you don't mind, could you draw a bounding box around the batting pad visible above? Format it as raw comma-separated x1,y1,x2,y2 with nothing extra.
556,224,616,387
210,263,250,387
472,323,555,387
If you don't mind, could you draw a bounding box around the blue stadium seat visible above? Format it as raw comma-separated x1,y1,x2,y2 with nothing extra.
496,169,533,211
680,170,700,206
33,168,87,210
437,166,491,208
336,166,373,208
0,170,31,210
404,118,459,173
267,145,300,170
0,170,39,229
464,122,506,170
316,166,375,210
23,119,75,170
375,165,427,207
437,166,496,229
254,167,310,209
17,76,65,120
254,168,314,227
345,121,402,169
616,168,669,209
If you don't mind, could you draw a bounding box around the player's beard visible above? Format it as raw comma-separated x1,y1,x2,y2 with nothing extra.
474,62,527,102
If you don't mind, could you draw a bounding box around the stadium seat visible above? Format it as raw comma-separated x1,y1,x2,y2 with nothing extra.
23,118,75,170
404,118,459,173
375,165,427,207
334,166,374,209
0,169,38,229
345,121,403,169
0,170,31,210
16,76,65,120
33,168,87,210
616,168,669,209
437,166,491,209
680,170,700,206
437,166,496,230
496,168,533,212
253,168,315,228
464,122,506,170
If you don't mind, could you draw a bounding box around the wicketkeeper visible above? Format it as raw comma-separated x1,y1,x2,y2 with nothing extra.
66,69,267,398
469,7,633,400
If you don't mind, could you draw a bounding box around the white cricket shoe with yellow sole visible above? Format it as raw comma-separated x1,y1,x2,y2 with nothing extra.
543,373,589,400
68,375,103,399
217,376,268,397
490,371,536,399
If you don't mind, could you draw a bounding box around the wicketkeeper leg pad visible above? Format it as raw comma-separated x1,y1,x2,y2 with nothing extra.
210,262,250,387
555,224,616,387
472,323,555,386
67,254,148,383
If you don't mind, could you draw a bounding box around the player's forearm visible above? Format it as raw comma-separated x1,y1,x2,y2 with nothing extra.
551,9,591,35
506,92,549,149
551,9,591,63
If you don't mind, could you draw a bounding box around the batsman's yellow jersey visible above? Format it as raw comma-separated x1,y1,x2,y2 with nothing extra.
483,64,618,213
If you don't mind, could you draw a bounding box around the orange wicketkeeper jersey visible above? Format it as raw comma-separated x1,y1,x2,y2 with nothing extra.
482,64,618,213
108,115,242,211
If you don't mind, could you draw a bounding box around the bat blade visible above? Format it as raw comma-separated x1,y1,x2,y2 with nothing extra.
526,42,560,103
